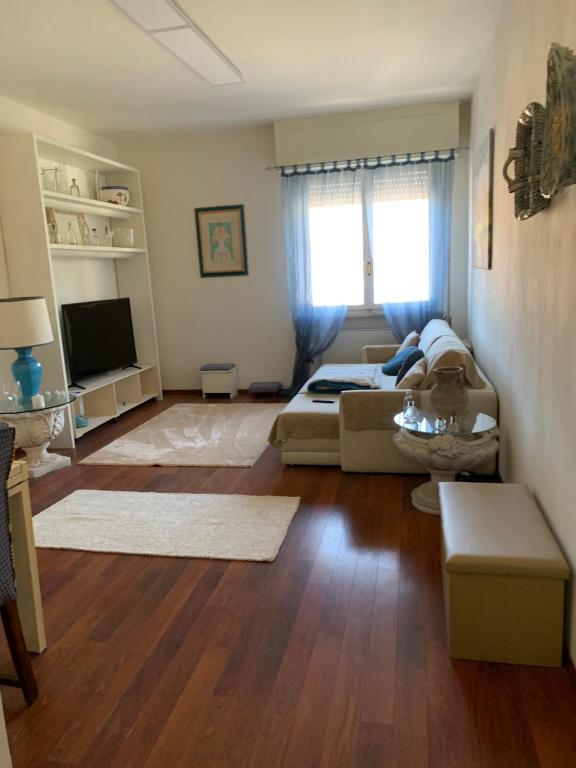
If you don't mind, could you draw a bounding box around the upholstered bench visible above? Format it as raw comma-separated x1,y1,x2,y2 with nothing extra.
439,482,569,667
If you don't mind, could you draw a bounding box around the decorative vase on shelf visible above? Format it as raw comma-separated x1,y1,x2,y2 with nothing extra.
430,365,469,418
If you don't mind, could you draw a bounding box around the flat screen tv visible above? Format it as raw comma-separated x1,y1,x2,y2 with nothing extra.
62,298,137,383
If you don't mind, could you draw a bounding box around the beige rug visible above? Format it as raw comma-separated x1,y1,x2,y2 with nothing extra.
80,403,284,467
33,490,300,561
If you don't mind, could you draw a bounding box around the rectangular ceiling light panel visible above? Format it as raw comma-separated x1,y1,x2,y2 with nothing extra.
111,0,186,31
153,27,243,85
111,0,243,85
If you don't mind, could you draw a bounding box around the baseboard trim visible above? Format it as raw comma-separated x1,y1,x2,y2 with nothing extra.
162,389,287,399
162,389,202,395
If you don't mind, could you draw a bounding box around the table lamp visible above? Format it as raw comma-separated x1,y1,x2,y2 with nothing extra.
0,297,54,404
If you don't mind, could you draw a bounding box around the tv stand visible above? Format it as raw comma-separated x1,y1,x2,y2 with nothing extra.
69,382,87,390
68,364,160,438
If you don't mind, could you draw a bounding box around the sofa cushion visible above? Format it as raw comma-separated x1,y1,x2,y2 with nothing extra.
381,346,420,375
422,335,485,389
396,356,427,389
398,330,420,352
395,348,425,386
418,319,458,353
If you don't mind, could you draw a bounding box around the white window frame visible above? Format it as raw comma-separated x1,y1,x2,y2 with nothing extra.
309,184,429,316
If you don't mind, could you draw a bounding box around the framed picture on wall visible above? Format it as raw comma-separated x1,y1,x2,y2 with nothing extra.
195,204,248,277
472,128,495,269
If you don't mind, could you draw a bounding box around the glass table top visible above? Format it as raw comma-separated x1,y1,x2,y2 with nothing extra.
394,409,497,437
0,392,76,415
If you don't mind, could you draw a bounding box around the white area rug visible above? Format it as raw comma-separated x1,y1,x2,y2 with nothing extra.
33,490,300,561
80,403,284,467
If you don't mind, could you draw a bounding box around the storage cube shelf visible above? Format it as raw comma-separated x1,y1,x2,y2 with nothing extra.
71,365,160,437
0,133,162,448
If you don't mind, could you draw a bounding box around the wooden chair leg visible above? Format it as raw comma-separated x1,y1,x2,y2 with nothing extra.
1,600,38,705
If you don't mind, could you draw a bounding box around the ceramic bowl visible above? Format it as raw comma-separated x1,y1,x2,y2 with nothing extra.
99,185,130,206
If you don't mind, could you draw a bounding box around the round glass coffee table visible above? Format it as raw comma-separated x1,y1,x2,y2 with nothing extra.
0,393,76,478
393,409,499,515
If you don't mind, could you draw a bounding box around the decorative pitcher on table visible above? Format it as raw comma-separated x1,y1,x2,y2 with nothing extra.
430,365,469,418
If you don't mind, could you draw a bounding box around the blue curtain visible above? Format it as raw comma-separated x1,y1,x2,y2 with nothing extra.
380,160,454,341
282,174,347,396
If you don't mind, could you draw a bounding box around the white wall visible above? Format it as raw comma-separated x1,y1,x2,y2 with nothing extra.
0,93,115,157
116,126,295,390
274,101,460,165
469,0,576,659
118,105,470,387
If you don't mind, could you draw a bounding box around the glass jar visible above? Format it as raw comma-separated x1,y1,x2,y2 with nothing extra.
66,222,77,245
48,223,61,244
113,227,134,248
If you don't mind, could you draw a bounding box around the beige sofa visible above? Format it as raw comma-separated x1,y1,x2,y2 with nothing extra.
269,319,498,473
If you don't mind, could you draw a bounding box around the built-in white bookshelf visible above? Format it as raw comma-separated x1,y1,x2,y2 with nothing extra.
0,134,162,448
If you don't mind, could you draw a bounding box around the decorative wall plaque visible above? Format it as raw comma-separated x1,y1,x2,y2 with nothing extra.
540,43,576,198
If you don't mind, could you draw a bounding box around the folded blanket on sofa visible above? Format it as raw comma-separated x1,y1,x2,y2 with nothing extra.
306,364,381,394
308,378,373,393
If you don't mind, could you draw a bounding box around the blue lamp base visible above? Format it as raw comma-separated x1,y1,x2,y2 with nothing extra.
12,347,43,405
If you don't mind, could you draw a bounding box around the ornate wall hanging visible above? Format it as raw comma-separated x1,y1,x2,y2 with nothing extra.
502,102,550,220
503,43,576,219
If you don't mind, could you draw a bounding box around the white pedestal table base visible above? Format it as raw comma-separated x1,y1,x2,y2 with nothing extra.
2,405,71,478
393,428,499,516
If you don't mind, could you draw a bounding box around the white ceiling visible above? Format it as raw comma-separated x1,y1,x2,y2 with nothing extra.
0,0,503,135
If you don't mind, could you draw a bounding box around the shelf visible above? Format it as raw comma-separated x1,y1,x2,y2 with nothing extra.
116,394,157,415
50,245,145,260
36,136,139,174
74,414,111,438
69,365,155,395
43,190,142,219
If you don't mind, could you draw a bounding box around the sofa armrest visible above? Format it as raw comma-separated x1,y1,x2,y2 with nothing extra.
361,344,400,364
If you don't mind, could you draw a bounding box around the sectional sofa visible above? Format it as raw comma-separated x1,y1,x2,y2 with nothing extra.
268,319,498,474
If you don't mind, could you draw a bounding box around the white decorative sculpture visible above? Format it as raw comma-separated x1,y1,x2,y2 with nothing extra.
2,405,71,478
393,428,499,515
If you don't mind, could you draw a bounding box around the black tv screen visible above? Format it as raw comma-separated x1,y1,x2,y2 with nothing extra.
62,298,137,381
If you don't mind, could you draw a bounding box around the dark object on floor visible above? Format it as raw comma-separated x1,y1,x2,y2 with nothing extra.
199,363,236,371
0,424,38,705
249,381,282,397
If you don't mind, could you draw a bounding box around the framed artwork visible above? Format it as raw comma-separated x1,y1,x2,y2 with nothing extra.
195,205,248,277
472,128,495,269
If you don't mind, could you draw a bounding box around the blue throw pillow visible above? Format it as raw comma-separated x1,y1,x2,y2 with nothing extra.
395,348,425,386
381,346,421,375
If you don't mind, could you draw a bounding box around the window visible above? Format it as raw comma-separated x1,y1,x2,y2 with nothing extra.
307,165,430,309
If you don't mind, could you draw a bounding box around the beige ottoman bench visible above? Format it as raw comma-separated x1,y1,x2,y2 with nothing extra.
439,482,570,667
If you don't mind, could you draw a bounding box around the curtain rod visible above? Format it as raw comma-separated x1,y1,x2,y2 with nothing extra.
266,146,469,175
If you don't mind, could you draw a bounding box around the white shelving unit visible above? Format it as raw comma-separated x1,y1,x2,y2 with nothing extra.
0,134,162,448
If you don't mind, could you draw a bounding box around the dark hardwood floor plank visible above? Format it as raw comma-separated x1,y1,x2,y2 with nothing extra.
1,393,575,768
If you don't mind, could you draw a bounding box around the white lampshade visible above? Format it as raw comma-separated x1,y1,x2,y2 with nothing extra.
0,296,54,349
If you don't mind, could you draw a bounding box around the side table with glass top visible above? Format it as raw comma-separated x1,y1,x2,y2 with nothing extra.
0,394,76,478
393,410,499,515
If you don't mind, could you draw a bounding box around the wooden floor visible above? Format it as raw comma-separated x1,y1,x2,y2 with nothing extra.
2,393,576,767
